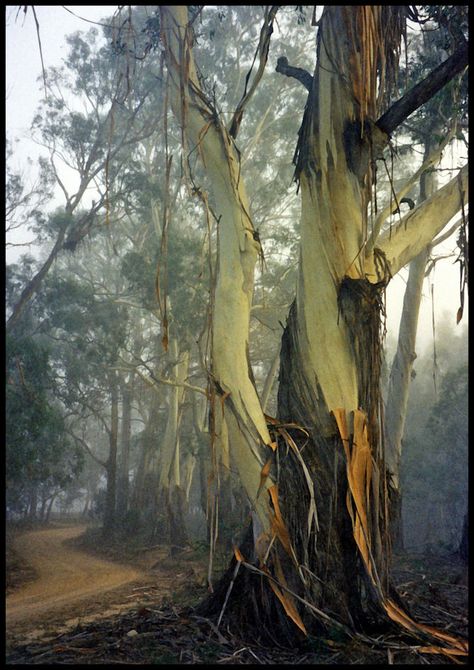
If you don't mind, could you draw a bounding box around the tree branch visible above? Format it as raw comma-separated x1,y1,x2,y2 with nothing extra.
376,41,468,136
229,6,279,139
275,56,313,91
375,164,468,276
65,428,107,469
6,225,68,333
114,362,208,398
366,123,457,256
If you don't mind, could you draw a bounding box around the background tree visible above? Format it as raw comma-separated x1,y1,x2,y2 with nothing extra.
401,320,468,553
384,14,468,550
6,264,83,519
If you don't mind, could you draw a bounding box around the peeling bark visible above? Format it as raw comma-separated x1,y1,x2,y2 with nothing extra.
160,6,276,533
160,5,469,649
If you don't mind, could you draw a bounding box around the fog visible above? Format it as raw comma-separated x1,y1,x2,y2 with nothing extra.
6,8,468,659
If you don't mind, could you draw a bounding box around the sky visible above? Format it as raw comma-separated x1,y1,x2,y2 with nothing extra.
5,5,468,352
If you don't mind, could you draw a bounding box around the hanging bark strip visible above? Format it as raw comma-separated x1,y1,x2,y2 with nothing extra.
332,407,468,657
228,6,280,139
455,171,468,324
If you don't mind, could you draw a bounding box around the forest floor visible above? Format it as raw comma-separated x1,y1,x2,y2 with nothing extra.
5,521,468,665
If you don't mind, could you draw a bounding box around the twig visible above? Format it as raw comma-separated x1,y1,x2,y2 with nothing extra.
31,7,48,99
217,559,241,629
191,615,230,645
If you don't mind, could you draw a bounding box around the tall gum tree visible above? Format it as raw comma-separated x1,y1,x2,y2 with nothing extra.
159,5,468,652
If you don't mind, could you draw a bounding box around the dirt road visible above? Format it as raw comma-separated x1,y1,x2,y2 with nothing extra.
6,524,148,639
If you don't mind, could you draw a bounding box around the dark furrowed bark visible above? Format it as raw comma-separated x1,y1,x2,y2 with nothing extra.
276,300,391,630
199,295,394,639
196,522,305,647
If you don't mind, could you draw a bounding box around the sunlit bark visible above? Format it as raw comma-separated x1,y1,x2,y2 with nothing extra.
160,4,469,648
160,6,276,534
157,338,189,492
373,165,467,277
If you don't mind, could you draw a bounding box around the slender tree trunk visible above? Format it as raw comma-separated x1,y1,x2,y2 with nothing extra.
45,492,58,523
39,493,48,523
28,487,38,521
130,393,161,525
193,394,211,518
261,343,281,413
385,135,438,552
103,373,119,536
116,379,133,522
156,338,190,547
82,491,91,517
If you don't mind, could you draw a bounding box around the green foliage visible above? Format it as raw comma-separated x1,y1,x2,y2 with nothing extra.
6,330,83,516
397,9,468,140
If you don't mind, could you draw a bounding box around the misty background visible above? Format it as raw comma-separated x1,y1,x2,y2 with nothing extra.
6,5,468,555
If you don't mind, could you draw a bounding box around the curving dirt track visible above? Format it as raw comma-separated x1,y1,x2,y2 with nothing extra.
6,524,148,640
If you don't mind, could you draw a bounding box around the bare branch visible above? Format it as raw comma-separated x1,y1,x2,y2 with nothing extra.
376,42,468,136
65,427,107,468
229,6,280,139
375,164,468,277
275,56,313,91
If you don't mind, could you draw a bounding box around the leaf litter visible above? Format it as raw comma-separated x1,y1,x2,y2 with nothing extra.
6,551,467,665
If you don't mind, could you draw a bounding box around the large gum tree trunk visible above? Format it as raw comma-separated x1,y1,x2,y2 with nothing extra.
160,4,468,650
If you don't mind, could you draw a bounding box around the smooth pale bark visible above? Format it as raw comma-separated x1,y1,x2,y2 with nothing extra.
117,379,132,519
385,138,438,490
160,6,275,532
192,393,212,515
294,7,375,423
161,5,469,644
373,164,468,277
183,452,197,504
385,249,429,485
260,343,281,413
157,337,189,493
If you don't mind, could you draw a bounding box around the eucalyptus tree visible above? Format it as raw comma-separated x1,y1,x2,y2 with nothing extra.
6,138,55,254
6,11,161,332
401,330,468,554
158,4,468,651
40,243,130,535
6,262,83,520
